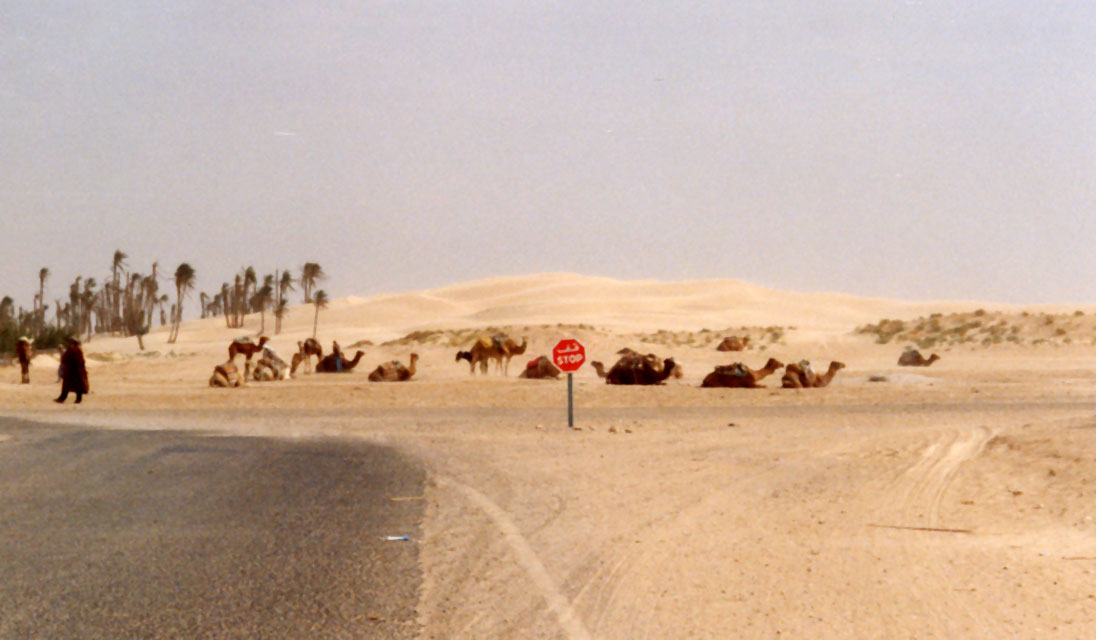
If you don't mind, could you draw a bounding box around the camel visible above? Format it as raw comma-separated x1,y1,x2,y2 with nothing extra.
315,349,365,373
458,334,517,375
519,355,562,379
209,361,244,388
252,346,290,381
700,357,784,388
228,336,269,378
782,360,846,388
602,353,678,385
15,336,32,384
898,349,940,367
368,353,419,382
780,360,816,389
290,338,323,376
601,349,681,378
716,336,750,352
499,336,528,375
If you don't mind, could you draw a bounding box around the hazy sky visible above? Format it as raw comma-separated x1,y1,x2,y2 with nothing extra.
2,1,1094,309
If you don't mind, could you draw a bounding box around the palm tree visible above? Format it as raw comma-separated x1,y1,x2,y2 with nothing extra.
168,262,195,344
221,282,231,328
252,283,274,335
273,299,289,335
111,250,127,332
243,266,257,310
311,289,328,339
37,267,49,331
0,296,13,332
82,278,97,340
301,262,325,303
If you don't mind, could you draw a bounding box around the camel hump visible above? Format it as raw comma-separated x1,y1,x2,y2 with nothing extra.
233,336,253,344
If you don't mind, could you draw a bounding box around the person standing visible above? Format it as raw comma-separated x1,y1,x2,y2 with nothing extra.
55,337,89,404
15,337,32,384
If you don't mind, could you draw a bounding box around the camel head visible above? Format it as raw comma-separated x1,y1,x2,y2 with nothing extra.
827,361,846,373
456,350,472,363
257,336,269,348
927,354,941,364
763,358,784,371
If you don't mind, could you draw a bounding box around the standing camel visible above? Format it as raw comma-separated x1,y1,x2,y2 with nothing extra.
499,336,528,375
290,338,323,375
458,336,505,375
228,336,269,379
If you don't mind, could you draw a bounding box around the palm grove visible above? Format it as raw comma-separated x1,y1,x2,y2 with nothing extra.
0,253,327,354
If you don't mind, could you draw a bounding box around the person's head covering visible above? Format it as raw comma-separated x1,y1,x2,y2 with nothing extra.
17,336,31,344
66,336,81,346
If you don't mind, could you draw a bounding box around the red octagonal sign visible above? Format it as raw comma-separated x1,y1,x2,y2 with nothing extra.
552,339,586,372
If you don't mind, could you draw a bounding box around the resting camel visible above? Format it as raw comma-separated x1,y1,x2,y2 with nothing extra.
315,349,364,373
898,349,940,367
601,353,678,385
782,360,846,388
519,355,561,379
209,361,244,388
368,353,419,382
596,350,681,379
700,357,784,388
290,338,323,376
228,336,269,378
716,336,750,352
15,337,32,384
252,346,290,381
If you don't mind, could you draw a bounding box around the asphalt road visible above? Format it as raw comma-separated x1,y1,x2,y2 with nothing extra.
0,418,425,639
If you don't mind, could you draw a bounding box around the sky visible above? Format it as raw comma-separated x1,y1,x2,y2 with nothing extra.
2,1,1094,311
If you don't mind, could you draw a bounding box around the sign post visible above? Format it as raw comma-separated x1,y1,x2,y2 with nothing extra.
552,339,586,428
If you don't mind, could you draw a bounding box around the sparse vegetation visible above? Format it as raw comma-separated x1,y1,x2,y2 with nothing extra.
857,309,1091,349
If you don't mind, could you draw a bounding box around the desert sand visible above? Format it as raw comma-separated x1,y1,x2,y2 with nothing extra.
4,272,1096,638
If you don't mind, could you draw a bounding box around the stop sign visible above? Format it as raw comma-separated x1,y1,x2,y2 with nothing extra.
552,339,586,372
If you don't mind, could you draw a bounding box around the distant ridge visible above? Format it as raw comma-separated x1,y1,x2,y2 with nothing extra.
307,273,1017,338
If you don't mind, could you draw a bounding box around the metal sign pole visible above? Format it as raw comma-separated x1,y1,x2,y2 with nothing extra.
567,373,574,428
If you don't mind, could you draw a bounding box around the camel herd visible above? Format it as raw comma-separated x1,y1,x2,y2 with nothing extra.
208,332,943,389
209,335,417,387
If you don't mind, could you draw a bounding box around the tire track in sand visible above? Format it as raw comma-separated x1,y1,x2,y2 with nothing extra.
874,425,997,637
437,475,593,640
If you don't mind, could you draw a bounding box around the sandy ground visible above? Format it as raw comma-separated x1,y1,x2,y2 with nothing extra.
4,273,1096,638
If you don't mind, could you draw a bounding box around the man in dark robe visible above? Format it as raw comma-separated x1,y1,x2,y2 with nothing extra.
15,337,32,384
55,337,89,404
